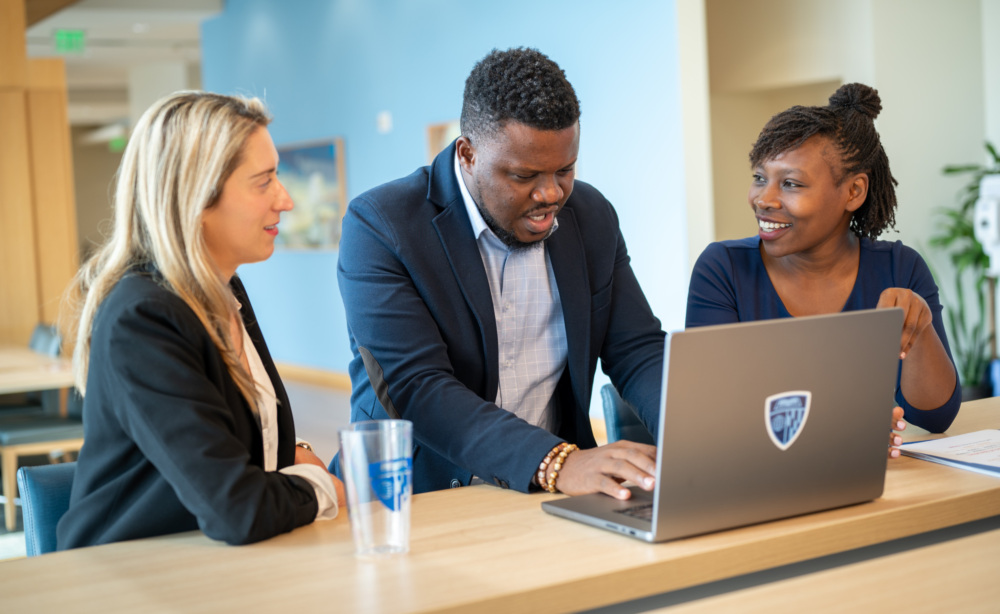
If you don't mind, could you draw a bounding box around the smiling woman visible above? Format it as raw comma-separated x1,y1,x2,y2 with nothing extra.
686,83,961,439
56,91,343,551
201,126,293,279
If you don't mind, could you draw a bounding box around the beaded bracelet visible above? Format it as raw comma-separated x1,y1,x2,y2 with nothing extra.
544,443,579,493
536,445,562,489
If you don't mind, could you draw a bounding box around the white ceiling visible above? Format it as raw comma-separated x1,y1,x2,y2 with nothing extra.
25,0,221,126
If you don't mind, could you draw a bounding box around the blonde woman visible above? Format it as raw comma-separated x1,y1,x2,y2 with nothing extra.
58,92,342,549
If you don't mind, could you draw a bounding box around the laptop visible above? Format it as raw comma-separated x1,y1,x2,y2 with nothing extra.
542,308,903,542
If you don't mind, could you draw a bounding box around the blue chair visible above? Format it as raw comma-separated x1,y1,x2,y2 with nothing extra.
15,461,75,556
600,384,655,445
1,390,83,531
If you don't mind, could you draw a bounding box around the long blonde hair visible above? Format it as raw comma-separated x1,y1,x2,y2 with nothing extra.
66,91,272,406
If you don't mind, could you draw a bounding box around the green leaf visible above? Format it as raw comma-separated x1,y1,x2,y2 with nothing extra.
934,147,993,387
987,141,999,164
943,164,982,174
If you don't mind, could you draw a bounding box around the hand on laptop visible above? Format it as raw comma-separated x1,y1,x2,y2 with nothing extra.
555,441,657,500
889,405,905,458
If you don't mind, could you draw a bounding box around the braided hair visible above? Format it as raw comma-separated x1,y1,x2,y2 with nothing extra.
460,47,580,143
749,83,898,240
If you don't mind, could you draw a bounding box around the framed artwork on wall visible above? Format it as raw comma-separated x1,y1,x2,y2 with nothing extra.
275,137,347,249
427,120,461,163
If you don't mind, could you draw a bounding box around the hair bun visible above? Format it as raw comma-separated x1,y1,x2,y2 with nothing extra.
829,83,882,120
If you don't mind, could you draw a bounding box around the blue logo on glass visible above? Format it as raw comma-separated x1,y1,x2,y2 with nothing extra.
369,457,412,511
764,391,811,451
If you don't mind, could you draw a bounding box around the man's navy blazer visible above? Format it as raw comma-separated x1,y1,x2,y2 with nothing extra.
334,142,665,494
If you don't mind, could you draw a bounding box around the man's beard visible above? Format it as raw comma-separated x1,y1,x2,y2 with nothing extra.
477,204,551,252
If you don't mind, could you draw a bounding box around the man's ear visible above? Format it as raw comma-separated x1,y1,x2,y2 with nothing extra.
455,136,475,173
845,173,869,213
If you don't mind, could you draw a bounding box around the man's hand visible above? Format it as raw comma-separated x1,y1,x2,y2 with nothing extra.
554,440,657,500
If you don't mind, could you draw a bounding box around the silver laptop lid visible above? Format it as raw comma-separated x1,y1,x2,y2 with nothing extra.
649,308,902,540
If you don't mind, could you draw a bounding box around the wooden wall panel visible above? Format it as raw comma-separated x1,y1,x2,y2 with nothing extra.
26,59,79,324
0,3,77,343
0,91,41,344
0,0,27,88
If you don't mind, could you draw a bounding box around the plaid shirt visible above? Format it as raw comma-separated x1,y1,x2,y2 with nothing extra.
454,154,568,432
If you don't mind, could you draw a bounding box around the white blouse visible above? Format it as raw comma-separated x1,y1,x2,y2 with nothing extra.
240,314,338,520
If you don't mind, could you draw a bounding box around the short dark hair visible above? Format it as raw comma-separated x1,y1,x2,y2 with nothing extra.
460,47,581,143
749,83,898,240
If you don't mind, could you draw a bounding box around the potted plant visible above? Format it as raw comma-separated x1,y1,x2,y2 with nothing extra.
929,142,1000,400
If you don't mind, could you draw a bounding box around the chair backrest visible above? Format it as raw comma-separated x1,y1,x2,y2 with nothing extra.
28,323,61,357
16,462,76,556
600,384,655,445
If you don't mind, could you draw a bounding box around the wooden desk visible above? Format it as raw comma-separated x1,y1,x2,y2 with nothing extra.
658,527,1000,613
0,400,997,613
0,344,74,398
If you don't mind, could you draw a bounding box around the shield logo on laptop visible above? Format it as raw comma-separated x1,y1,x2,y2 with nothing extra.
764,391,811,451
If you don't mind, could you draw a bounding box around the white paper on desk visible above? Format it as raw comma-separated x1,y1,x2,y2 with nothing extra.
900,430,1000,477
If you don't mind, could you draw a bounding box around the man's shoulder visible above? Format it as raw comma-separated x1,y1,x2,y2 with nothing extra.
350,163,460,223
562,180,614,224
354,165,432,206
565,180,608,206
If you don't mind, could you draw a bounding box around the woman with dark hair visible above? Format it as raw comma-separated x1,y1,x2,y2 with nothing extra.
686,83,960,449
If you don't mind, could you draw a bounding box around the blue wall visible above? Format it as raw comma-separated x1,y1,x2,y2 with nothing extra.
201,0,689,375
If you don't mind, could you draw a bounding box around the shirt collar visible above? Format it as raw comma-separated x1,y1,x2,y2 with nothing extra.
454,151,490,240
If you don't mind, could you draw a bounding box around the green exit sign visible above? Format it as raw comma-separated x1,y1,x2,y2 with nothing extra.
54,29,85,54
108,136,127,153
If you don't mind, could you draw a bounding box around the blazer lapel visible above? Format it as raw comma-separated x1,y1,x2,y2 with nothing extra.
547,206,591,409
428,143,499,393
232,276,295,466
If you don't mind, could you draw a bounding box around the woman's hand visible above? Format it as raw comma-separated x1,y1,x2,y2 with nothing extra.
295,444,327,470
876,288,933,359
877,287,957,413
296,445,347,506
889,405,906,458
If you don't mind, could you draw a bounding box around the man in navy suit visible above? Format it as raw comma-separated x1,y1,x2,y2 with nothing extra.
335,47,665,499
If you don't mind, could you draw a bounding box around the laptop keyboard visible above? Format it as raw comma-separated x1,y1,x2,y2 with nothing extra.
615,502,654,521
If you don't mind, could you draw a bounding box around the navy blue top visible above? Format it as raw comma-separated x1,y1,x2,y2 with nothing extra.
686,236,961,433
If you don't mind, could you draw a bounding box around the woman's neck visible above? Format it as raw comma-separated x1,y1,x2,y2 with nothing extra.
763,231,860,279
